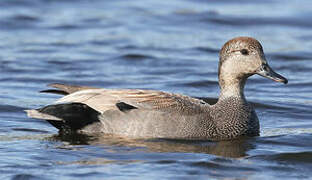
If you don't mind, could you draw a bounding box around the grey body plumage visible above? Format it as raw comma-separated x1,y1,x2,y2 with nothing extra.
26,37,287,141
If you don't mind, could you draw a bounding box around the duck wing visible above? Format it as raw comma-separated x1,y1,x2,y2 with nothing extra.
40,83,99,95
26,84,210,132
54,88,209,114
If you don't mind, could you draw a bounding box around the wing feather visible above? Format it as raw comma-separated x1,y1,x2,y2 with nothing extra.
54,88,209,114
45,83,98,95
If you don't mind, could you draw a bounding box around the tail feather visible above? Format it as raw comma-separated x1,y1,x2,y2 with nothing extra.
25,109,62,121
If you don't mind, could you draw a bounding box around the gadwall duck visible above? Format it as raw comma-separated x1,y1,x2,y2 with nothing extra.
26,37,288,141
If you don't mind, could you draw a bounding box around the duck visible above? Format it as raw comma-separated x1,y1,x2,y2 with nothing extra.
26,37,288,141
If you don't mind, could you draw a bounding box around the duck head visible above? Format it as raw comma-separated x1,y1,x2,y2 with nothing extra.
218,37,287,97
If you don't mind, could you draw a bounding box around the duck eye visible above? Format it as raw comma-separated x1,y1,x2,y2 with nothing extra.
240,49,249,55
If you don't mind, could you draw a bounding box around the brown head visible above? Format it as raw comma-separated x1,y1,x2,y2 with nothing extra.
218,37,287,97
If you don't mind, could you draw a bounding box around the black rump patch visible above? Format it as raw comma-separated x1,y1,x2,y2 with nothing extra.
116,102,138,112
38,103,100,132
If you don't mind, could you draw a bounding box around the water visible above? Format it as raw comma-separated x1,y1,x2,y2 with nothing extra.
0,0,311,179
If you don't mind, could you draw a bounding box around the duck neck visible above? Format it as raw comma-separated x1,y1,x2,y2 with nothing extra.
218,77,247,101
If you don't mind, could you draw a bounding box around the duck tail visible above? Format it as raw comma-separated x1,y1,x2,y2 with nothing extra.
25,103,101,133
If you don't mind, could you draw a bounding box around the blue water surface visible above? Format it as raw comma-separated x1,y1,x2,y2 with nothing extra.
0,0,312,179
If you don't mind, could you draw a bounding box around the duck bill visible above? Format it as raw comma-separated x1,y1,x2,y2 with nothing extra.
256,64,288,84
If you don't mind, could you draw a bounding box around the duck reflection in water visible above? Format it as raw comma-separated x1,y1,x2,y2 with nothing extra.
49,133,256,158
